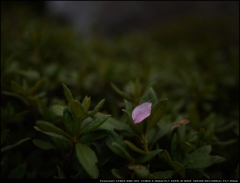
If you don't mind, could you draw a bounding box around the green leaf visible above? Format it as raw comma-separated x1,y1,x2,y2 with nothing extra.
213,139,237,146
105,131,133,161
69,100,85,120
11,81,26,95
30,77,48,95
181,141,192,153
79,115,110,136
150,123,172,148
110,83,133,101
10,110,29,123
215,121,236,133
1,91,29,106
161,150,173,165
128,165,150,179
79,130,109,143
172,161,185,178
1,129,9,145
63,106,74,135
152,171,175,179
124,140,146,154
56,166,66,179
7,163,27,179
140,87,158,106
62,83,74,103
98,123,113,131
147,127,157,146
82,96,91,113
50,105,64,116
34,126,71,145
33,139,56,150
183,145,212,165
93,112,131,132
171,133,182,162
112,142,134,161
111,169,126,179
122,109,142,136
185,156,225,169
124,99,133,114
136,149,163,164
75,143,99,179
1,138,30,153
87,99,105,117
36,120,71,138
147,98,168,132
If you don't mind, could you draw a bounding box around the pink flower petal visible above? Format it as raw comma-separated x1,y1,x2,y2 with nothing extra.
132,102,152,124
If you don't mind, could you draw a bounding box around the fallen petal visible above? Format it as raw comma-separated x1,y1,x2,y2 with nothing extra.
132,102,152,124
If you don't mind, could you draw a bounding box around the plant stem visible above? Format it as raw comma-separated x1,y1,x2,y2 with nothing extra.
141,134,149,153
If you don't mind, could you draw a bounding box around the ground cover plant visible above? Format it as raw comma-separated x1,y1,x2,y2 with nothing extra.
1,4,239,179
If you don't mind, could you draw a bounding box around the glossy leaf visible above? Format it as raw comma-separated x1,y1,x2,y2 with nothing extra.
34,126,71,145
79,130,109,143
79,115,110,136
87,99,105,117
112,142,134,161
97,123,113,131
93,112,131,132
1,138,30,153
69,99,85,120
50,105,64,116
147,98,168,132
82,96,91,113
140,87,158,106
62,83,74,103
110,83,132,101
33,139,56,150
1,129,9,145
171,133,182,162
63,106,74,135
124,99,133,114
172,161,185,178
183,145,212,165
128,165,150,179
105,131,133,161
36,120,70,138
161,150,173,165
181,141,192,152
136,149,163,164
111,169,126,179
150,123,172,148
185,156,225,169
124,140,146,154
75,143,99,179
122,109,142,136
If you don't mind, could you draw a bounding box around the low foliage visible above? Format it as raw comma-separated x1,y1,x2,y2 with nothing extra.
1,5,239,179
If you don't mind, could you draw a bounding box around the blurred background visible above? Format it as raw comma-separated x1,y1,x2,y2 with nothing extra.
1,1,239,37
1,1,239,179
